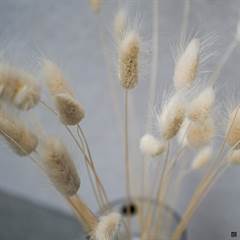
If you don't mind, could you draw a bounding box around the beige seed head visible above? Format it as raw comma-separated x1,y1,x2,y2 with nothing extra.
43,60,73,96
139,134,166,157
187,117,214,148
42,138,80,196
228,149,240,164
114,9,127,41
226,106,240,149
13,81,40,111
0,65,40,110
192,146,212,170
187,87,215,122
177,118,190,147
158,94,186,140
55,93,85,125
0,111,38,156
89,0,101,13
94,212,122,240
119,31,140,89
174,38,200,90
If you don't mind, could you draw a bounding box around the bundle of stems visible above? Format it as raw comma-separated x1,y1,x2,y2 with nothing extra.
1,1,240,240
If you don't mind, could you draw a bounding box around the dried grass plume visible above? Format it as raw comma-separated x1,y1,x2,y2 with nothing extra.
192,146,212,170
41,137,80,196
0,111,38,156
187,87,215,122
119,31,140,89
174,38,200,89
140,134,166,157
158,93,186,140
55,93,85,125
94,212,122,240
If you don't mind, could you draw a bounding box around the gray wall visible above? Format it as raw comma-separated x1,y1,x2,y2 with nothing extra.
0,0,240,239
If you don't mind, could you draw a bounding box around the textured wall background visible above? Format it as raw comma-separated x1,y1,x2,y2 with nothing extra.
0,0,240,239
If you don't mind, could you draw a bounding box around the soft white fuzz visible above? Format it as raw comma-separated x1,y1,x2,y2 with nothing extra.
187,117,214,148
226,106,240,149
140,134,166,157
119,31,140,89
42,138,80,196
178,118,190,147
43,60,73,96
94,212,122,240
174,38,200,89
187,87,215,122
158,93,186,140
192,146,212,170
13,83,40,110
0,111,38,156
0,64,40,110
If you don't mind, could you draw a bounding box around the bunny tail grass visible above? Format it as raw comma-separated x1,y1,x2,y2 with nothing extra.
43,59,73,96
158,93,186,140
93,212,122,240
41,137,80,196
119,31,140,89
186,117,214,148
187,86,215,122
192,146,212,170
55,93,85,125
140,134,166,157
0,110,38,156
0,64,40,110
174,38,200,90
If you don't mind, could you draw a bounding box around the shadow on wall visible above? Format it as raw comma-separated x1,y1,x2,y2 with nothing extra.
0,189,84,240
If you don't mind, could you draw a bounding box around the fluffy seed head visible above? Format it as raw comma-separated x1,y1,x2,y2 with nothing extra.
187,117,214,148
139,134,166,157
13,82,40,110
42,138,80,196
55,93,85,125
192,146,212,170
0,65,40,110
177,118,190,147
174,38,200,89
158,94,186,140
94,212,122,240
119,31,140,89
187,87,215,122
43,60,73,96
0,111,38,156
225,106,240,149
114,9,127,41
228,149,240,164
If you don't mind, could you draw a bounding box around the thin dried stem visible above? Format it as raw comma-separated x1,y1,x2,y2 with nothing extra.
66,195,98,234
123,89,132,240
141,0,160,227
40,100,107,208
142,142,170,239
